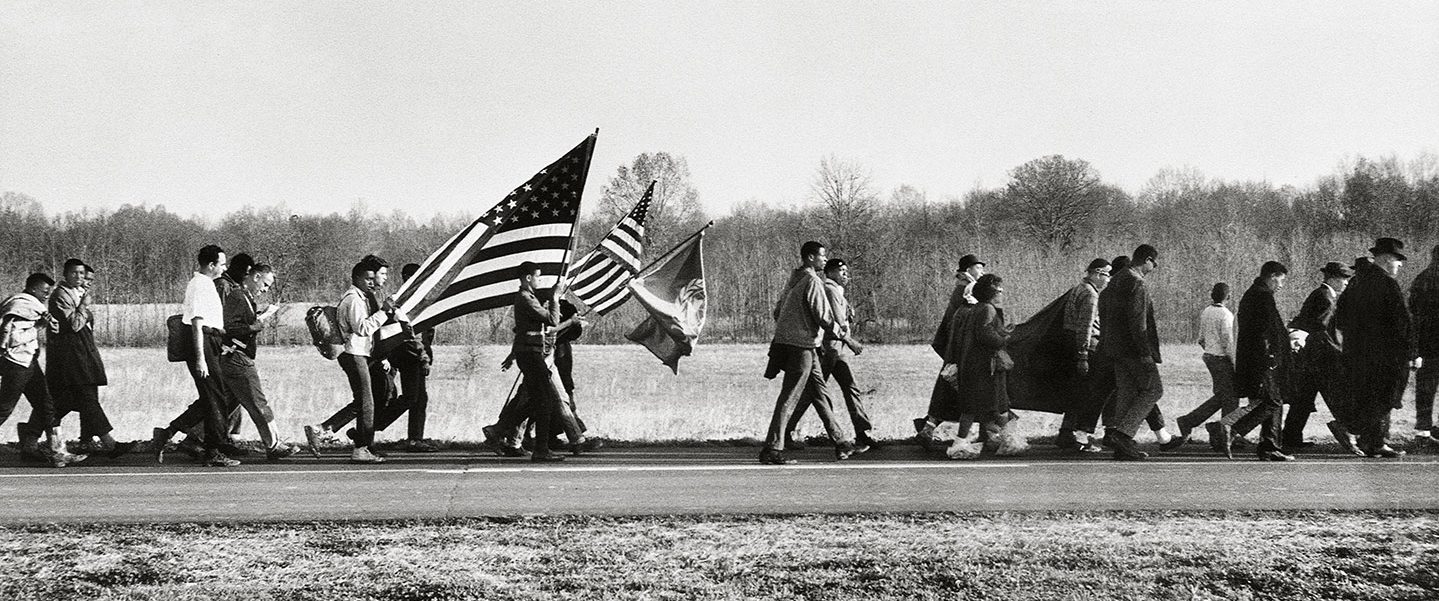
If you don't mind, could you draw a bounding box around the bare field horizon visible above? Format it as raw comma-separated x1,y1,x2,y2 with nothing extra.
12,343,1427,449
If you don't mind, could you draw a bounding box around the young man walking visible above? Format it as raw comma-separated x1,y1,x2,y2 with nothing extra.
1214,261,1296,461
760,241,864,465
2,274,87,468
1097,244,1163,461
1055,258,1112,453
510,261,570,462
785,258,873,448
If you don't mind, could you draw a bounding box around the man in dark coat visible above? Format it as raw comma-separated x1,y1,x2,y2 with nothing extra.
1097,244,1162,460
1282,262,1356,453
1214,261,1295,461
24,259,132,459
1334,238,1416,458
1407,244,1439,439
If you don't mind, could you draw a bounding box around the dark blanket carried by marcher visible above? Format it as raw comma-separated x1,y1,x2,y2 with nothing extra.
1006,292,1077,414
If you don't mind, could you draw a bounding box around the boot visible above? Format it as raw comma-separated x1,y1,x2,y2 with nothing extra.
46,428,88,468
16,422,45,463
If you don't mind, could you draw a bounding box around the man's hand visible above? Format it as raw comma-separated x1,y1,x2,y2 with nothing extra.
195,360,209,379
500,355,514,371
381,296,396,314
1414,357,1425,370
846,338,864,356
940,363,959,383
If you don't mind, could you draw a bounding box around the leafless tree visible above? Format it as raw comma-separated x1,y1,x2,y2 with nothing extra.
598,152,704,249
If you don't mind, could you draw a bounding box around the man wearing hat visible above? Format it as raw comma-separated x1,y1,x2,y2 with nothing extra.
1055,258,1112,452
1407,244,1439,440
1096,244,1163,460
1214,261,1296,461
1334,237,1416,458
1281,261,1357,453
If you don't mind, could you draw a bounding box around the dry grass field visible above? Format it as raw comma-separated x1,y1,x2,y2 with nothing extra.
18,343,1432,448
0,511,1435,600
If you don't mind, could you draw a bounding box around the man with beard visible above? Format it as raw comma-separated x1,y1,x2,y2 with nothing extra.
1335,238,1416,458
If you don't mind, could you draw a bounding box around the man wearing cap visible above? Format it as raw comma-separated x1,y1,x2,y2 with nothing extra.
1335,238,1417,458
916,254,986,440
1055,258,1112,453
1407,244,1439,440
1282,262,1357,453
785,258,874,448
1097,244,1163,460
1214,261,1296,461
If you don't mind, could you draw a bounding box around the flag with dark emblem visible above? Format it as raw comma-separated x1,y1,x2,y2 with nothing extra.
383,133,595,348
567,181,653,316
625,222,712,373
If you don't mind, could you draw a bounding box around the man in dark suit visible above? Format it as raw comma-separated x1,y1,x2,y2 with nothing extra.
1097,244,1163,461
1215,261,1296,461
1407,245,1439,439
1335,238,1416,458
1282,262,1357,453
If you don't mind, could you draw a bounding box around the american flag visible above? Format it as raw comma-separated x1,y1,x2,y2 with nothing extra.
567,181,652,315
389,134,595,334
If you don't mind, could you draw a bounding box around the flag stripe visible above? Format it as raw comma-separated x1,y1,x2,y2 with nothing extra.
574,262,630,300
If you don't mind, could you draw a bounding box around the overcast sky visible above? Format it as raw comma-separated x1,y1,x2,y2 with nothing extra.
2,1,1436,220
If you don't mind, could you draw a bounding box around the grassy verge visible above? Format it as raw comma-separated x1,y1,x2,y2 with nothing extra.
1,511,1434,600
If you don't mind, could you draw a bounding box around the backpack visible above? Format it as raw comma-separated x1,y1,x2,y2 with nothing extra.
165,314,190,363
306,305,345,360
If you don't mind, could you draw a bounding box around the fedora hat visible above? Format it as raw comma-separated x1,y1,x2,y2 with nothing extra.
1320,261,1353,279
1369,237,1407,261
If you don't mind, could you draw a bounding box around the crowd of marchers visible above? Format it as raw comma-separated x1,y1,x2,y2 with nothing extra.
759,237,1434,464
0,236,1433,467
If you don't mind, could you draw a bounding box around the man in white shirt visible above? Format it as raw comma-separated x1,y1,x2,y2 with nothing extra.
1168,283,1239,451
1,273,87,467
150,245,242,467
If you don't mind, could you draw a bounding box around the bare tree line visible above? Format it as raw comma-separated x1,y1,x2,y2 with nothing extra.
2,152,1436,347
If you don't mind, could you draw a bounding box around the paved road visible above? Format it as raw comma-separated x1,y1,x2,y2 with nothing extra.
0,446,1434,524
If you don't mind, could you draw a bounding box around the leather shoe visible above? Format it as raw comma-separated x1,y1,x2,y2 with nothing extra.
759,449,797,465
1257,449,1296,461
1056,428,1080,450
106,441,138,459
1365,446,1405,459
1327,421,1361,455
571,438,604,456
1108,432,1147,461
1159,431,1189,451
531,453,565,463
303,425,325,459
150,427,170,463
1206,422,1232,458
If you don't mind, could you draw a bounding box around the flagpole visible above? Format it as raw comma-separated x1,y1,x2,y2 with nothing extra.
558,129,599,284
636,221,714,277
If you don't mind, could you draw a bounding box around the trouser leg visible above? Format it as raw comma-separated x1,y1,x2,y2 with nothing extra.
514,351,560,456
1415,358,1438,431
1110,356,1164,438
801,356,852,444
176,336,232,451
1063,354,1114,433
338,353,375,447
496,381,531,443
827,355,873,440
222,354,275,449
766,346,814,451
49,385,110,440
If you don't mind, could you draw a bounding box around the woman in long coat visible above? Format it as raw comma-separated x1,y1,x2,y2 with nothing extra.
944,274,1017,455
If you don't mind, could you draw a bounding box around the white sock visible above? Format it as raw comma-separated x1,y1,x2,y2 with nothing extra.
1154,427,1173,444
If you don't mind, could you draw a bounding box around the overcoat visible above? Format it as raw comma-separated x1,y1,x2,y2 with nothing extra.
45,285,107,387
946,302,1010,414
1234,277,1288,400
1335,262,1413,409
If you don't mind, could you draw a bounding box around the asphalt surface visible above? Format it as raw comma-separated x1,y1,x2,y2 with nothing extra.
0,445,1435,524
